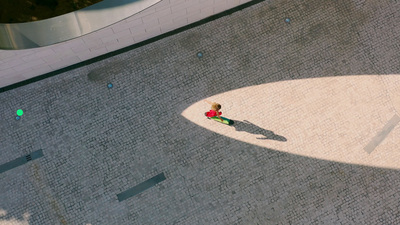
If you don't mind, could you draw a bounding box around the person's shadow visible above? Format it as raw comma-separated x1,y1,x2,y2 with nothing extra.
232,120,287,142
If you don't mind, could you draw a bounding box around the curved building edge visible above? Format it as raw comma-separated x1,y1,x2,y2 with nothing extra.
0,0,161,50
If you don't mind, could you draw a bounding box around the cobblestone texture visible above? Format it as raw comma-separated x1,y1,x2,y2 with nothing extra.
1,0,400,224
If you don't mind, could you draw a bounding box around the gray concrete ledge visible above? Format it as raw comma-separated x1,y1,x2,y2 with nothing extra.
0,0,252,89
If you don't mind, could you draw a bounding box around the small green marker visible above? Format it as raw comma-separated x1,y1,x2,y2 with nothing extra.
17,109,23,116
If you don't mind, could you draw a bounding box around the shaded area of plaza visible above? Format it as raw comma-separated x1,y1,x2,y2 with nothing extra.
1,0,400,224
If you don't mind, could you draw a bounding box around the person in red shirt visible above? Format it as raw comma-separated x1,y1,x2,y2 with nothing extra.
204,99,223,122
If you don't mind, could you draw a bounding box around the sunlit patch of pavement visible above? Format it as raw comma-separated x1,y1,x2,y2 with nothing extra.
182,74,400,169
0,209,30,225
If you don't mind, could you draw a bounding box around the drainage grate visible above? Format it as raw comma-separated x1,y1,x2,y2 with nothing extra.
0,149,44,174
364,114,400,153
117,173,166,202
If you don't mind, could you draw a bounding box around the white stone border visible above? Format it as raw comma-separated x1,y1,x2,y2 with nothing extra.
0,0,252,89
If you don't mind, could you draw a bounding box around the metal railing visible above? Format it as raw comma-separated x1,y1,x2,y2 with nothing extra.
0,0,161,50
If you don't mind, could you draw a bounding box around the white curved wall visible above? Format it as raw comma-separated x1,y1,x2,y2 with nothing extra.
0,0,251,89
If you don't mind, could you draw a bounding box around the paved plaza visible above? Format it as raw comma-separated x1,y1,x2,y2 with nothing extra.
1,0,400,224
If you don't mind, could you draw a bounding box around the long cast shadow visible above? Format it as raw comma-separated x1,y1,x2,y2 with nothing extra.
233,120,287,142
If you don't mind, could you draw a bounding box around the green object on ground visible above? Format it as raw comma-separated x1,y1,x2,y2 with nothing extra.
16,109,23,116
209,116,234,125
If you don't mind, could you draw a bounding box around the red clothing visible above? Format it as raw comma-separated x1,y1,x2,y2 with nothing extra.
206,110,222,117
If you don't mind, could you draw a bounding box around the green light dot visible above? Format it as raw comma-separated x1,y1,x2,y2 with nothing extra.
17,109,23,116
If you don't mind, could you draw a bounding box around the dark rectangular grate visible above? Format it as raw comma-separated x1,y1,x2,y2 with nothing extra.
0,149,44,174
117,173,166,202
364,114,400,153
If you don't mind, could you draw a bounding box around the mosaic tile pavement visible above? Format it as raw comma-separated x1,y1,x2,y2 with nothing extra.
1,0,400,224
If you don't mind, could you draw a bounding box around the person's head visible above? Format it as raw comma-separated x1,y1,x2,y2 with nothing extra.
211,103,221,111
